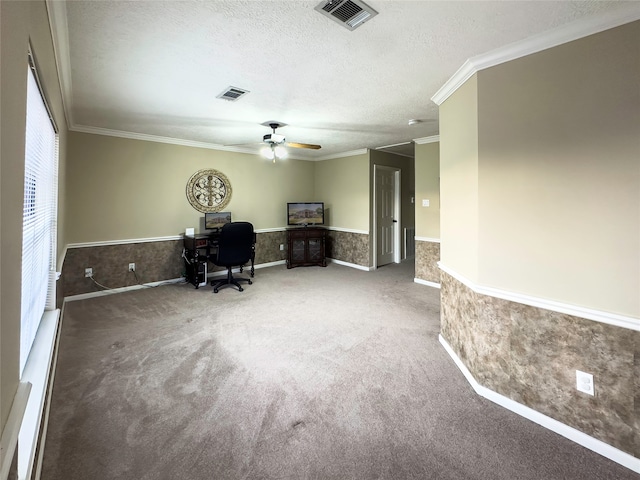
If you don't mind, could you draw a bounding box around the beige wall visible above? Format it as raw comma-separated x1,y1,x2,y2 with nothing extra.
477,21,640,316
440,75,479,282
313,153,370,232
439,21,640,463
1,0,68,432
66,132,316,243
414,142,440,239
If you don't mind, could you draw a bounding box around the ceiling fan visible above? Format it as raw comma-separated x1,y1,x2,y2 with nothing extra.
261,122,321,162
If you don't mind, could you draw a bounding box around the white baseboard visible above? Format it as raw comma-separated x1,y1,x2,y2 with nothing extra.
414,278,441,289
328,258,372,271
438,334,640,475
252,260,286,270
64,277,186,302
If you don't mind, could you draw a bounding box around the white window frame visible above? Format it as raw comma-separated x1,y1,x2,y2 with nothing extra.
20,58,59,372
13,49,61,480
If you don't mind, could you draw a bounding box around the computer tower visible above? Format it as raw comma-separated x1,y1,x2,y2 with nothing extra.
196,260,207,288
185,257,208,289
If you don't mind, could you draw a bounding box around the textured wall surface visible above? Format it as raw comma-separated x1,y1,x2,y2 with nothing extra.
253,231,287,265
440,270,639,458
62,240,185,297
415,241,440,284
63,231,363,296
326,231,369,267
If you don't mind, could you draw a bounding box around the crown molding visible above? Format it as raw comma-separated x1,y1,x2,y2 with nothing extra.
432,6,640,106
413,135,440,144
374,144,415,159
315,148,369,161
375,141,411,149
71,124,366,161
70,124,265,155
46,0,73,128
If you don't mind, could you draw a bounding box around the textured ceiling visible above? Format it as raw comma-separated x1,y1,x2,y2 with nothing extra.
51,0,638,160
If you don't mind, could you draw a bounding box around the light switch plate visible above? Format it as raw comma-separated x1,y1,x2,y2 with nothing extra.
422,199,430,207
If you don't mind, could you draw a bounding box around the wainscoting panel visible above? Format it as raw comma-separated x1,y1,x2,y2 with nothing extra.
62,230,364,297
325,230,370,267
415,240,440,285
440,270,639,459
253,230,287,265
62,240,184,297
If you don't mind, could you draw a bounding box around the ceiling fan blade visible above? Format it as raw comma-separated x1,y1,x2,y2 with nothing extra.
286,142,321,150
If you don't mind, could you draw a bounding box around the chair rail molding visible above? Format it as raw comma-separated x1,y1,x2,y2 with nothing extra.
439,262,639,331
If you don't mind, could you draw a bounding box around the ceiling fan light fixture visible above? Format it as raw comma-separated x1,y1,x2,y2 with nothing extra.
274,146,288,159
258,121,320,161
261,144,288,163
261,146,275,160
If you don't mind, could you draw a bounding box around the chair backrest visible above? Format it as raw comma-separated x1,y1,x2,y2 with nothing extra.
215,221,254,267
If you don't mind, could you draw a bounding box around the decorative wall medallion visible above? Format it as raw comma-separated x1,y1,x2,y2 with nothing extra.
186,169,232,213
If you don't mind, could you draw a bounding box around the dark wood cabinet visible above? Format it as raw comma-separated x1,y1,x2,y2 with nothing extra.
286,227,327,268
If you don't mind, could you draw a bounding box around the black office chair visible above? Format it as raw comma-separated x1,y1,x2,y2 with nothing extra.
209,221,254,293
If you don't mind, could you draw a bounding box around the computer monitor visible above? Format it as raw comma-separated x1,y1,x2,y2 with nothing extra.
204,212,231,230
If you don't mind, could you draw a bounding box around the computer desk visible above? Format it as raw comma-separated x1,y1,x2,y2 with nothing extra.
183,231,256,288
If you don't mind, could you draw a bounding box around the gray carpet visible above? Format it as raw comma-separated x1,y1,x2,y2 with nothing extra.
42,262,636,479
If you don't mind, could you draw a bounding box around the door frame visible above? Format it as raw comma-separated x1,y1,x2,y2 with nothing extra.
372,164,401,269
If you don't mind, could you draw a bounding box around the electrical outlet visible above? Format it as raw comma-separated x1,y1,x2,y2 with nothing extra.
576,370,594,396
279,244,284,251
85,267,93,277
129,263,136,272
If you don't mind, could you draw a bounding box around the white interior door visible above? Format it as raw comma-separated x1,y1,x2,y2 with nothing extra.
375,165,400,267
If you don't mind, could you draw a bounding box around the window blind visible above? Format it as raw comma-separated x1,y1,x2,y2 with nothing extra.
21,63,59,373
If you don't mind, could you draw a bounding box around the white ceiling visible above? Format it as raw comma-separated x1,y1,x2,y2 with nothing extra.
49,0,638,160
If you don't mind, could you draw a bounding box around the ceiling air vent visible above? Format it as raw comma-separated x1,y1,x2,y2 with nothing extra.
315,0,378,31
216,86,249,102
